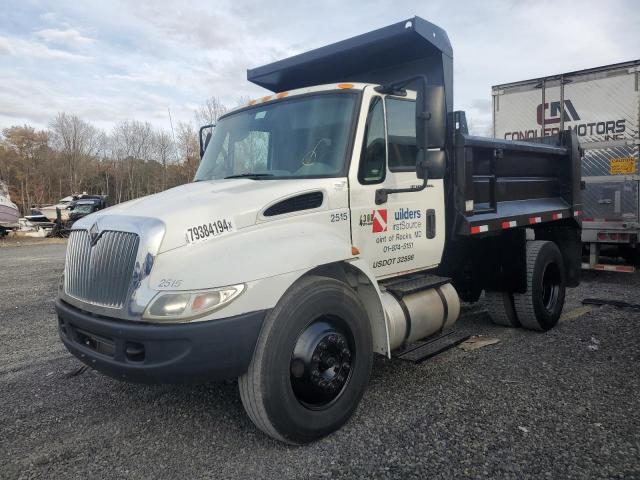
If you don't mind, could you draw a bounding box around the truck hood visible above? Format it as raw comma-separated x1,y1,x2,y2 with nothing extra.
75,178,346,253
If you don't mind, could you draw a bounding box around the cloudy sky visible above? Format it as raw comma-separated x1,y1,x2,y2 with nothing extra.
0,0,637,135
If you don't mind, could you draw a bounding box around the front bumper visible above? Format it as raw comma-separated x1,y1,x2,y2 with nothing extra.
56,299,266,384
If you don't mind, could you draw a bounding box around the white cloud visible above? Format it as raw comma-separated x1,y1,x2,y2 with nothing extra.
0,37,12,55
35,28,94,46
0,35,91,62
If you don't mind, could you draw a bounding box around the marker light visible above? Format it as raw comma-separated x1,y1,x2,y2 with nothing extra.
144,284,245,322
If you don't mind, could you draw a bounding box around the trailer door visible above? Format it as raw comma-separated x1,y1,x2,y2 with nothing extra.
563,68,639,225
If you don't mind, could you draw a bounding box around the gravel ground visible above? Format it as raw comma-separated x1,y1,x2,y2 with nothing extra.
0,243,639,479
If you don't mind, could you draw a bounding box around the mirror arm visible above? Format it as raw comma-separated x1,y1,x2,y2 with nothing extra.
374,157,430,205
199,123,216,158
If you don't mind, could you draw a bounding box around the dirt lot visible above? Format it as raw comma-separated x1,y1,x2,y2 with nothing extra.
0,243,639,479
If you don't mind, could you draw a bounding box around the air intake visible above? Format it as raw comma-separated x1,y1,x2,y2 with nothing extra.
263,191,324,217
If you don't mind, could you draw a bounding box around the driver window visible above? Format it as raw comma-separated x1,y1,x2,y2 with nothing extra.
386,98,417,171
357,97,386,184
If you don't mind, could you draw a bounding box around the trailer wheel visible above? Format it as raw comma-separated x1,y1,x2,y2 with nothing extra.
513,240,566,331
238,275,372,444
485,291,520,327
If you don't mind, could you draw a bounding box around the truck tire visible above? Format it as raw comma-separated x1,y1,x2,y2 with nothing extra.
513,240,566,331
238,275,373,444
485,291,519,327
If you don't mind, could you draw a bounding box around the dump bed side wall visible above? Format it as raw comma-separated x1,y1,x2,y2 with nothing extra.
450,130,581,236
493,62,640,231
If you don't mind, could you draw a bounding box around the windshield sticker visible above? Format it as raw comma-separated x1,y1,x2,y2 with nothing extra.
185,218,235,245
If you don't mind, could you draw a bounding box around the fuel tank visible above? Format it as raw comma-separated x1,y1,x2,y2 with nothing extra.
381,281,460,351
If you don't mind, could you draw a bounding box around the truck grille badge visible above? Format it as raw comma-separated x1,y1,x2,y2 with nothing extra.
89,222,100,246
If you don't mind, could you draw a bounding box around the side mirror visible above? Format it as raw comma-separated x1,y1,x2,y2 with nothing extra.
416,83,446,179
416,150,446,180
415,85,446,150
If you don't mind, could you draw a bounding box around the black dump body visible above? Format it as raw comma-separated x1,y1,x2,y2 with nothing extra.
250,16,582,297
443,114,582,299
450,112,582,237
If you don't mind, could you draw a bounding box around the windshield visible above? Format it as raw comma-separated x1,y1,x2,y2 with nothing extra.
194,93,358,181
72,205,93,214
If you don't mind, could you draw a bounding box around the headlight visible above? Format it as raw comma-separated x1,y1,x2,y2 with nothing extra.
143,284,245,321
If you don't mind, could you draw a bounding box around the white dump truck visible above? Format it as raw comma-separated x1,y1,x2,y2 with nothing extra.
493,60,640,272
56,17,582,444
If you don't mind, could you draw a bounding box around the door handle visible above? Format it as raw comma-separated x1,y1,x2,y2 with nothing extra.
426,209,436,239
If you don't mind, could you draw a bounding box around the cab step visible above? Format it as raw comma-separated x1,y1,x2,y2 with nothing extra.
383,273,451,298
392,330,470,364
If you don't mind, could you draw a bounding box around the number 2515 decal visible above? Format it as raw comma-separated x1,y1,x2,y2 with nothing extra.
330,212,349,222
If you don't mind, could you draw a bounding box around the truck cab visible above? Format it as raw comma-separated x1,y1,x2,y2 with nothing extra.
56,17,582,444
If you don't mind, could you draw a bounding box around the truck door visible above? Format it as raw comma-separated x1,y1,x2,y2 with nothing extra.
349,88,445,279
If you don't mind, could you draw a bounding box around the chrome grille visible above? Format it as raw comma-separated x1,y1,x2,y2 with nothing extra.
64,230,140,308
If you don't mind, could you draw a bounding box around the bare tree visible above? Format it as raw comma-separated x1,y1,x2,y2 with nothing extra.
195,96,227,126
48,113,101,193
1,125,50,212
176,121,200,182
153,130,174,190
111,120,154,200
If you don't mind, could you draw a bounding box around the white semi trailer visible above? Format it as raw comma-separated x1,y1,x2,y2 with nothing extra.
493,60,640,272
56,17,582,444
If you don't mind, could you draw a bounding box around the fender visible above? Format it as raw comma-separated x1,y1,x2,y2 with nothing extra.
343,258,390,357
149,214,352,291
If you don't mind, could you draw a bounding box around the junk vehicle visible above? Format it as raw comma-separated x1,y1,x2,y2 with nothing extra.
55,17,582,444
492,60,639,272
68,195,108,223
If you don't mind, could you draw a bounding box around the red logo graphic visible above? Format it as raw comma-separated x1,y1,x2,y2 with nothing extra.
536,100,580,126
372,209,387,233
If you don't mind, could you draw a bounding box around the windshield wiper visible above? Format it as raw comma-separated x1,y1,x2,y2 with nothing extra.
224,173,275,179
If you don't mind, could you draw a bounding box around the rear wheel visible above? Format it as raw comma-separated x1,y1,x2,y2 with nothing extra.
485,291,519,327
513,240,566,331
238,275,372,444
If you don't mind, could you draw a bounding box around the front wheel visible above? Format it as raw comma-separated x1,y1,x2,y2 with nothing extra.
238,275,373,444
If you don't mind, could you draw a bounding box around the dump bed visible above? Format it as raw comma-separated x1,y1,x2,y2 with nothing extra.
451,114,582,237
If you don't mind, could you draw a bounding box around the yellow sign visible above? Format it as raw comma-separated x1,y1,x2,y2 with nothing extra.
610,156,637,175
